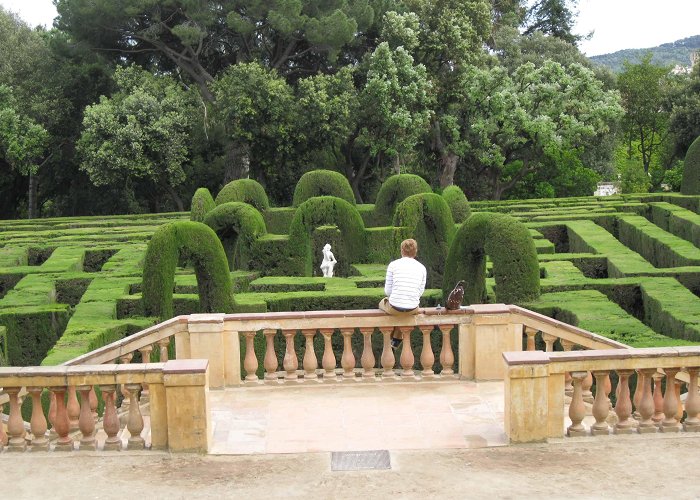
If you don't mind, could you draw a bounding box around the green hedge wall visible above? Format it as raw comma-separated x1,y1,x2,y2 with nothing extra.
441,185,471,223
203,202,267,270
142,221,234,319
393,193,455,289
292,169,356,207
681,135,700,195
215,179,270,211
373,174,432,225
264,207,296,234
190,188,216,222
288,196,366,276
444,212,540,304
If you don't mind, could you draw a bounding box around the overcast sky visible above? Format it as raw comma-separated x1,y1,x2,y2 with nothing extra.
1,0,699,57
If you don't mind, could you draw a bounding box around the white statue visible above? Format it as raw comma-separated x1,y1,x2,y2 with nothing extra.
320,243,337,277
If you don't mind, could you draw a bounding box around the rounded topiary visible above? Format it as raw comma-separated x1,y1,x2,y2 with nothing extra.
393,193,455,288
288,196,366,276
203,202,267,270
292,169,356,207
142,221,234,320
374,174,432,225
681,135,700,195
190,188,216,222
215,179,270,211
441,185,471,223
443,212,540,304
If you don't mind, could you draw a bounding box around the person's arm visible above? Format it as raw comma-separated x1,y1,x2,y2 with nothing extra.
384,263,394,296
417,266,426,296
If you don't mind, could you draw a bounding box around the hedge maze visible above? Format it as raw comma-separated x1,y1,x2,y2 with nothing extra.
3,172,700,369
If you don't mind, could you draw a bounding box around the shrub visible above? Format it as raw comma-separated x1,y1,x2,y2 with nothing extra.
393,193,455,288
441,185,471,223
373,174,431,225
443,212,540,304
215,179,270,211
292,170,356,206
681,136,700,194
288,196,366,276
190,188,216,222
203,202,267,270
142,221,234,319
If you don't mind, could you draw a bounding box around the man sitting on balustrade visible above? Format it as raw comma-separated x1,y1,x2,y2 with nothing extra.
378,238,427,349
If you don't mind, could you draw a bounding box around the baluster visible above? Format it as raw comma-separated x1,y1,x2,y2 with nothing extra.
28,386,49,451
591,371,610,436
661,368,682,432
138,345,152,404
614,370,637,434
0,392,8,449
582,371,594,404
652,373,665,426
263,329,278,380
302,329,319,380
243,331,259,381
282,330,299,381
320,328,337,381
674,380,684,422
524,327,537,351
379,327,396,378
157,338,170,362
541,333,556,352
50,386,73,451
633,369,644,419
48,390,57,440
560,339,574,397
89,387,98,423
638,368,657,433
438,325,455,376
359,327,376,379
67,385,80,432
398,326,415,378
683,367,700,431
568,371,587,436
6,387,27,451
419,326,435,377
125,384,144,449
340,328,356,380
77,386,96,451
100,385,121,451
119,353,133,413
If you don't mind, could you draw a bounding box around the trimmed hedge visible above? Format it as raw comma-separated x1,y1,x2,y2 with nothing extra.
292,169,355,207
288,196,366,276
142,221,234,319
393,193,455,288
215,179,270,211
681,135,700,195
203,202,267,270
190,188,216,222
441,185,471,223
373,174,432,225
444,212,540,304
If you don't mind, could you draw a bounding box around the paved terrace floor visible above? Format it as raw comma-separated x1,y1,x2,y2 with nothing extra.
208,380,508,455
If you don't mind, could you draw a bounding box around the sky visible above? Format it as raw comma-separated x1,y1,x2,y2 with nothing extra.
1,0,700,57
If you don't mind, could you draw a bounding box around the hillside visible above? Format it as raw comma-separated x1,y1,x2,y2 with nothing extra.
589,34,700,72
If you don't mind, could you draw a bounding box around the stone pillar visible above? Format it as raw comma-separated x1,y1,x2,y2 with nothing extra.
6,387,26,451
637,368,657,434
163,360,211,453
652,373,665,426
683,367,700,431
158,338,171,362
419,326,435,377
67,385,80,432
51,386,73,451
438,324,455,376
541,333,556,353
568,371,587,437
188,314,225,389
302,329,319,380
263,329,279,382
359,327,376,379
379,326,396,379
591,371,610,436
125,384,145,450
320,328,337,381
243,331,259,381
398,326,415,378
28,386,49,451
340,328,356,380
524,327,537,351
77,386,96,451
282,329,299,381
472,305,522,380
661,368,682,433
614,369,636,434
100,385,121,451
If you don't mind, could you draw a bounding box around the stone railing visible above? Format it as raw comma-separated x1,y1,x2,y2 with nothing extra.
0,360,209,453
503,347,700,443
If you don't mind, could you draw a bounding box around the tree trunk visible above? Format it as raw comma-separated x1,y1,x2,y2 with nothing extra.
223,141,250,184
392,154,401,175
165,184,185,212
27,172,38,219
439,152,459,188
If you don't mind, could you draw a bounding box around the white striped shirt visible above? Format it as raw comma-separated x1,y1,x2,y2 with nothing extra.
384,257,427,309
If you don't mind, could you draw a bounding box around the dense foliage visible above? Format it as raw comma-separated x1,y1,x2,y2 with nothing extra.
292,169,356,206
203,202,267,269
190,187,215,222
374,174,432,224
215,179,270,212
681,136,700,195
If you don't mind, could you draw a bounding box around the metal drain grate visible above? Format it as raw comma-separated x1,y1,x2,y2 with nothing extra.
331,450,391,471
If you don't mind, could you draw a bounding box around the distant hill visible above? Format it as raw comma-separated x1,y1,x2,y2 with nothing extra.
589,35,700,72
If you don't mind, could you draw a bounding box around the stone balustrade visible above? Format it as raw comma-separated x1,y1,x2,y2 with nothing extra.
502,347,700,443
0,359,210,453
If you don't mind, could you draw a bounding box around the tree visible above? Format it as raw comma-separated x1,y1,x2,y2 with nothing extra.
668,64,700,158
618,54,672,175
523,0,582,45
77,66,198,211
462,61,623,199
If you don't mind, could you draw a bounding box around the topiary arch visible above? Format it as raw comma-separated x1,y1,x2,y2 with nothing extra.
142,221,234,320
374,174,432,225
393,193,455,289
681,135,700,195
215,178,270,211
292,169,356,206
443,212,540,304
288,196,365,276
441,185,471,223
190,187,216,222
204,202,267,269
